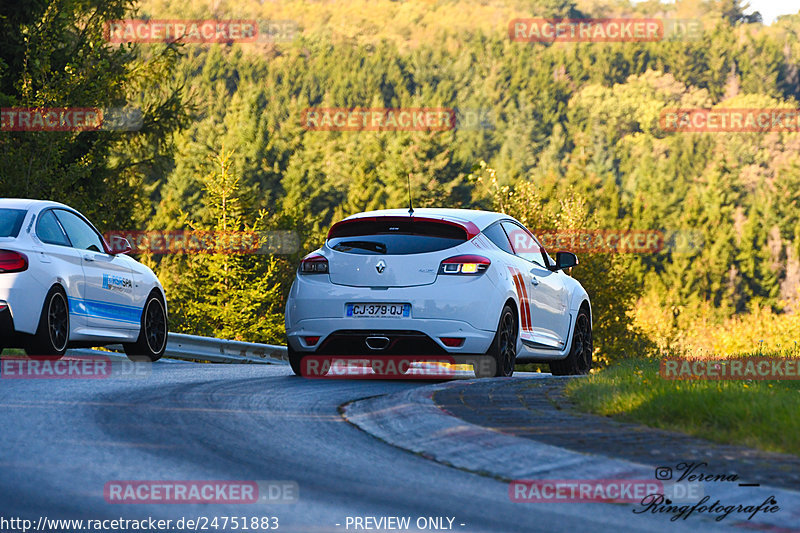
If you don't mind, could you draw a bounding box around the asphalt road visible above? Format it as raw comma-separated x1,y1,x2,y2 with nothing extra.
0,363,716,533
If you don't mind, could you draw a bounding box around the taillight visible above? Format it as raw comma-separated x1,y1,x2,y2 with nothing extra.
300,253,329,274
303,336,320,345
0,250,28,273
439,255,490,275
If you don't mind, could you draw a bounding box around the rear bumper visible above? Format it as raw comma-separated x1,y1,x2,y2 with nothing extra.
0,276,42,335
287,319,495,355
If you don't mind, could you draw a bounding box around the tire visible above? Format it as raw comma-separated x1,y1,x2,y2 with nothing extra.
474,304,517,378
288,344,303,376
287,344,328,377
25,286,69,360
549,308,592,376
124,292,167,362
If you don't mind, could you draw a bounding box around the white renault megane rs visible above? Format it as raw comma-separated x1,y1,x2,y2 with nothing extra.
285,208,592,378
0,199,167,361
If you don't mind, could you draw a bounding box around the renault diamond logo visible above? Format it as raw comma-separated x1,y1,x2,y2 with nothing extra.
376,260,386,274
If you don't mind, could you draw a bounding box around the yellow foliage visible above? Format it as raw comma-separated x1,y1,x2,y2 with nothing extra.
634,291,800,358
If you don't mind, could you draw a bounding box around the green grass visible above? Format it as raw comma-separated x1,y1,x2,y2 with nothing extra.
565,356,800,456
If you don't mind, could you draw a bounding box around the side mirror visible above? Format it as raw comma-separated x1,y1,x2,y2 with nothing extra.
109,236,133,255
554,251,578,271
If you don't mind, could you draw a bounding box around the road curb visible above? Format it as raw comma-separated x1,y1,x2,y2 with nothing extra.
342,377,800,530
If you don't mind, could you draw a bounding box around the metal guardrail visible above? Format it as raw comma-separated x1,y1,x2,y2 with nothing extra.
164,333,287,364
68,333,288,364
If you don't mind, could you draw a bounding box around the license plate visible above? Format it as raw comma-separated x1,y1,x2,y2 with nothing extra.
346,303,410,318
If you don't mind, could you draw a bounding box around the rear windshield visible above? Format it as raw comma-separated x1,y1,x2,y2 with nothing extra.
0,209,27,238
327,218,467,255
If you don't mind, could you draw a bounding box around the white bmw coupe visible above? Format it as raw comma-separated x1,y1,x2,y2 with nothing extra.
0,199,167,361
285,208,592,378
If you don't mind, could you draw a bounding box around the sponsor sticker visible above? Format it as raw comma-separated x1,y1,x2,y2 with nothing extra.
102,273,133,293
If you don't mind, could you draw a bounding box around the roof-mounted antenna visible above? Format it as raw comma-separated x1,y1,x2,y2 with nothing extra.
407,173,414,216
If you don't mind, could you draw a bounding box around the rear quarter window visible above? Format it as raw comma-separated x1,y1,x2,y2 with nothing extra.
482,223,515,254
0,209,28,238
327,219,467,255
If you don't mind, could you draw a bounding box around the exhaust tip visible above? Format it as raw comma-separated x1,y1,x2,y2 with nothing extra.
365,336,390,351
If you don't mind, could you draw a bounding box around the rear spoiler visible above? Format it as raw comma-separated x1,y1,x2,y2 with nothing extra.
327,216,481,240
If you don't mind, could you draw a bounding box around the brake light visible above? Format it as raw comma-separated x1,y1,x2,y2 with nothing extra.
300,253,329,274
439,255,490,275
304,336,320,345
0,250,28,273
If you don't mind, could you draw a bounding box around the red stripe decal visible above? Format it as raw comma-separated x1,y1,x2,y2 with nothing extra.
509,267,530,332
507,266,524,330
515,267,533,332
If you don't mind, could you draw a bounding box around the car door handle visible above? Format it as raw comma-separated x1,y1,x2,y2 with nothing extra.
530,276,539,286
83,254,95,262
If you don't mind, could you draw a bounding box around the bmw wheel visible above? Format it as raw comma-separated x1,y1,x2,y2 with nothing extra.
124,292,167,362
25,286,69,360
